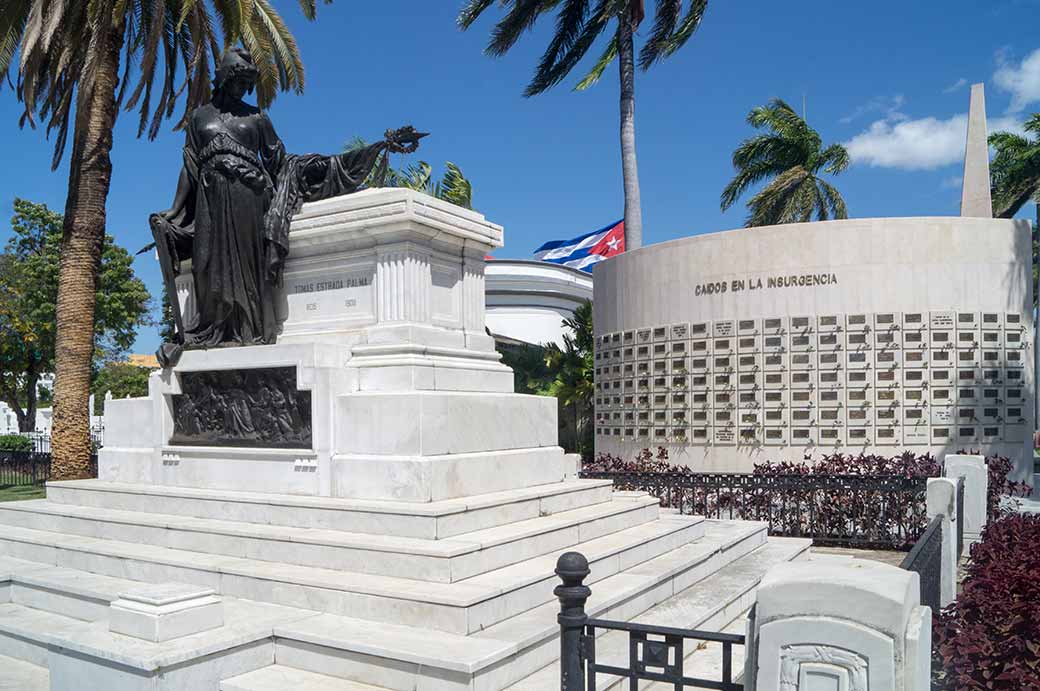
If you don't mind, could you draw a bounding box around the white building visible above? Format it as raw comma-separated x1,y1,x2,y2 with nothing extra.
485,259,593,348
593,84,1037,483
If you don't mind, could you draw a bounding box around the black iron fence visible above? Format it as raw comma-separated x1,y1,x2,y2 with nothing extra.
579,470,930,549
0,452,54,487
0,451,98,488
556,551,743,691
20,430,104,454
900,514,944,613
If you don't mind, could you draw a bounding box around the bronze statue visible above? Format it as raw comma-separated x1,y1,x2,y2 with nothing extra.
151,47,423,366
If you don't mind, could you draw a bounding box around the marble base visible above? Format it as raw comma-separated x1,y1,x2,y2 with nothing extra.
110,584,224,642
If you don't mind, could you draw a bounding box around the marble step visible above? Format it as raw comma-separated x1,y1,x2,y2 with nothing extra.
0,555,146,621
0,594,314,689
0,601,87,668
504,535,812,690
261,521,772,691
0,492,665,583
222,666,389,691
0,513,707,635
0,652,49,691
46,478,615,539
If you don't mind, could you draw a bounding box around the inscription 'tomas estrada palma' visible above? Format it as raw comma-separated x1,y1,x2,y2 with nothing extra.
292,276,371,294
694,272,839,296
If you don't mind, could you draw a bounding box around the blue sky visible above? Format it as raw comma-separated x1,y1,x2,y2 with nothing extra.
1,0,1039,354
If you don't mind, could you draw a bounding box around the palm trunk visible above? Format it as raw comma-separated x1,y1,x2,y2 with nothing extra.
51,21,125,480
616,17,643,251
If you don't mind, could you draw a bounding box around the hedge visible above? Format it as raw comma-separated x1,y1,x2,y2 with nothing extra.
0,435,32,452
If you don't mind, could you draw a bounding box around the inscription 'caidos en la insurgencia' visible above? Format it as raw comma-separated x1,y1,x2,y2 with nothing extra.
695,272,838,297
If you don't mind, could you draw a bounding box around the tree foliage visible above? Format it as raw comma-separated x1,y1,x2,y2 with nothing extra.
989,113,1040,222
345,137,474,209
457,0,707,96
721,99,849,227
458,0,709,251
543,300,595,459
91,363,153,415
0,199,150,431
2,0,321,168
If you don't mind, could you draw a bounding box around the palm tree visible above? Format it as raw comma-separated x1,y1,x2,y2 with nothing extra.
989,114,1040,227
345,138,474,209
721,99,850,227
458,0,709,251
2,0,323,479
989,114,1040,431
543,300,594,459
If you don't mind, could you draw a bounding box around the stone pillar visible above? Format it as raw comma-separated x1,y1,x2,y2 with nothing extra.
944,454,988,544
376,247,431,324
926,477,959,607
745,560,931,691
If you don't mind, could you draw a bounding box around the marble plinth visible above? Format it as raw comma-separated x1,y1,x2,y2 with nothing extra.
100,189,562,500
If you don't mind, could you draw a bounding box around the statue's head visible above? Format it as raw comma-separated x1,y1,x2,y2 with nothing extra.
214,47,258,100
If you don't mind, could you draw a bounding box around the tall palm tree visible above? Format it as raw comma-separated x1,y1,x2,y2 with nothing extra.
721,98,850,227
989,113,1040,227
2,0,323,479
458,0,709,251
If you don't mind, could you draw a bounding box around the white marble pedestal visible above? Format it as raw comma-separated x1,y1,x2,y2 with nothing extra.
101,188,570,501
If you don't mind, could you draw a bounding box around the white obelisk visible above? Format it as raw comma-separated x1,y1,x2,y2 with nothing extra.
960,83,993,218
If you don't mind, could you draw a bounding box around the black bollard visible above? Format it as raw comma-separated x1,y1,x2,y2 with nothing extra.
555,551,591,691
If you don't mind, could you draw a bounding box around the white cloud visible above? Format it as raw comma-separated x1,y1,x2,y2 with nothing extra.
942,78,968,94
941,175,963,189
839,94,906,124
845,114,1020,170
993,47,1040,112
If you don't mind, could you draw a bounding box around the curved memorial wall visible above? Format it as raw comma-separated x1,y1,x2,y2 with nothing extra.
593,217,1035,480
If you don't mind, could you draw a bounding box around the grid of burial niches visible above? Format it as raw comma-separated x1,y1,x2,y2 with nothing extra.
593,312,1031,449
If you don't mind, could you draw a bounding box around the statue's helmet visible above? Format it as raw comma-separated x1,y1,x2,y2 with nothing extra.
214,46,259,94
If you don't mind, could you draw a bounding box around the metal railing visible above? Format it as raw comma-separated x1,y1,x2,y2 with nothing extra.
556,551,743,691
0,451,98,488
900,514,944,613
579,470,929,549
0,452,53,487
19,429,104,454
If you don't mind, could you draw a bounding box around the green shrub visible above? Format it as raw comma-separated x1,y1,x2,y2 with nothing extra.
0,435,32,452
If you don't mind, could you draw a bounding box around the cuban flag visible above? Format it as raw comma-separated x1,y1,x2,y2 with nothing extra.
533,220,625,272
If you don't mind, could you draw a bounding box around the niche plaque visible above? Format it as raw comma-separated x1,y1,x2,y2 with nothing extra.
170,367,312,449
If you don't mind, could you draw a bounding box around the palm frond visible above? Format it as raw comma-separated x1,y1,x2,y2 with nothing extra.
486,0,553,58
744,166,807,227
573,31,616,90
529,0,589,93
720,156,791,211
818,178,848,220
524,0,610,96
457,0,497,30
436,162,473,209
990,119,1040,218
818,143,849,175
636,0,679,69
639,0,706,68
252,0,304,94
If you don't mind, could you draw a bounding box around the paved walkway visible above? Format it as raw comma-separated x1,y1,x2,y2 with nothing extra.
809,546,906,567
